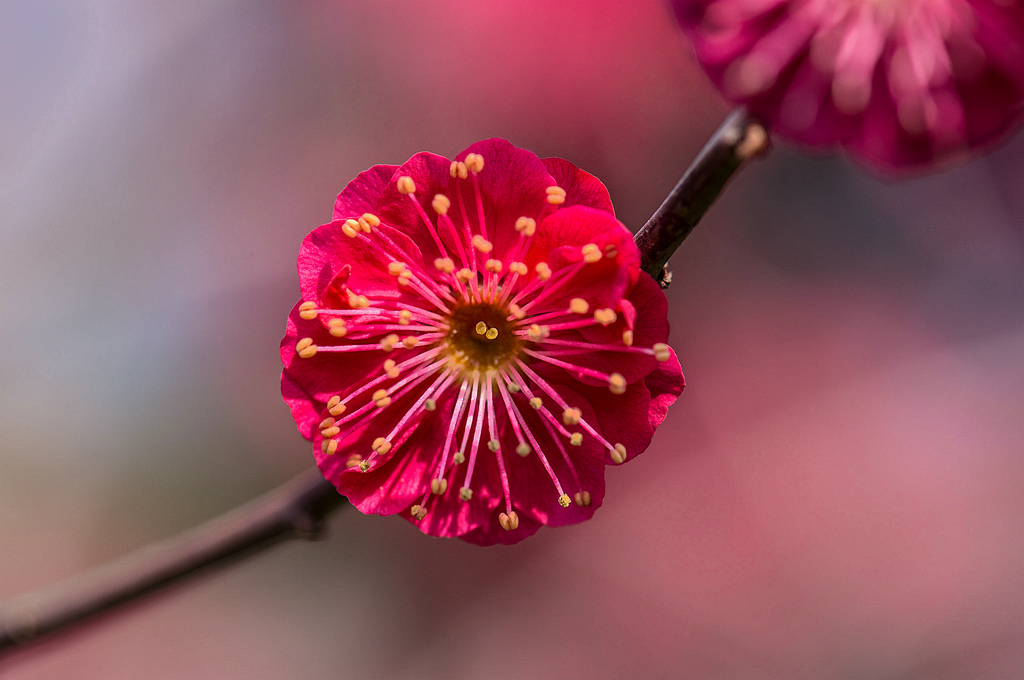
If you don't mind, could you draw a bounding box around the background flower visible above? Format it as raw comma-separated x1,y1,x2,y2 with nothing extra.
671,0,1024,172
2,1,1024,678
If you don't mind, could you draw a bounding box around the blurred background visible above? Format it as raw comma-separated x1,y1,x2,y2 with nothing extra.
2,1,1023,678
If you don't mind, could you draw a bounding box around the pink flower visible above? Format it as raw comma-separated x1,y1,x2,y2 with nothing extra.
280,139,684,545
671,0,1024,172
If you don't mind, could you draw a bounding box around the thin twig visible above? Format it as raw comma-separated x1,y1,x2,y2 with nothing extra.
0,108,768,659
635,107,769,286
0,468,344,657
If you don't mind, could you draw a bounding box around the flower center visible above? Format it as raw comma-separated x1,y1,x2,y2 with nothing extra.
444,302,520,371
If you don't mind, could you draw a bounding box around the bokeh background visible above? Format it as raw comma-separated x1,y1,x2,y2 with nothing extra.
2,1,1023,678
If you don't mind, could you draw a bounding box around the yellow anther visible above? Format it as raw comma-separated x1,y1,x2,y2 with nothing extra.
562,408,581,426
558,494,571,508
372,437,393,455
484,327,498,340
434,257,455,273
509,262,527,276
450,160,468,179
460,487,473,501
397,175,416,194
321,425,340,438
398,309,413,325
361,213,381,228
388,261,407,276
298,301,318,320
322,438,340,455
464,153,484,173
374,396,392,408
472,235,493,253
611,443,627,464
608,373,627,395
508,303,525,319
319,417,335,430
357,215,374,233
342,219,360,238
383,359,399,379
545,186,567,205
487,439,500,452
499,511,519,531
410,504,427,520
604,245,618,259
507,382,521,393
594,308,617,326
327,395,346,417
453,451,466,464
529,397,543,410
346,454,363,468
296,337,318,358
432,193,451,215
535,262,552,280
372,388,390,402
622,329,634,347
514,216,537,237
527,324,550,341
358,460,371,472
570,433,583,446
582,243,602,263
653,343,671,362
381,334,400,351
574,490,592,506
402,336,419,349
485,258,502,273
424,398,436,411
430,478,448,495
328,318,347,337
475,321,488,335
346,291,370,308
516,442,531,456
569,298,589,315
456,268,475,283
397,269,413,286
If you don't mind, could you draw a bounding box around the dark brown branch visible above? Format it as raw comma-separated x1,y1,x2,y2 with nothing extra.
636,107,769,286
0,468,344,658
0,108,767,661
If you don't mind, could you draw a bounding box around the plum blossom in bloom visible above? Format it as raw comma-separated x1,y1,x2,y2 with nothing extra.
671,0,1024,172
280,140,684,545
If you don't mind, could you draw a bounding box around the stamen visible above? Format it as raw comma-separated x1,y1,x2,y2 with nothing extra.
472,235,493,253
484,259,502,273
608,373,627,395
611,443,627,464
342,219,359,238
545,186,567,205
380,334,400,351
383,359,400,378
464,153,484,173
563,408,581,426
509,262,527,276
484,327,498,340
569,298,590,315
449,161,468,179
399,310,413,326
326,395,346,417
581,243,602,263
574,490,592,506
535,262,552,280
296,337,318,358
622,329,634,346
397,176,416,194
372,437,393,455
514,216,537,237
346,454,362,468
558,494,571,508
434,257,455,273
411,505,427,520
570,433,583,446
430,478,448,495
593,308,617,326
516,443,531,456
372,388,392,408
432,194,451,215
499,511,520,530
328,318,347,337
460,487,473,500
298,301,318,320
653,343,671,361
388,261,406,276
322,439,340,455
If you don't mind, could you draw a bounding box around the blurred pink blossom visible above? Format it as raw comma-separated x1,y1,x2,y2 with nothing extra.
671,0,1024,172
280,139,684,544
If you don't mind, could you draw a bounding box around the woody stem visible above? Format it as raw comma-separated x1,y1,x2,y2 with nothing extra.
635,107,769,286
0,107,764,660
